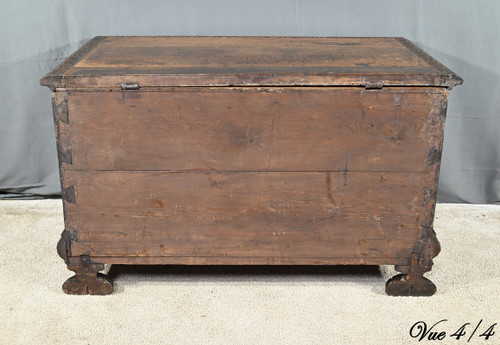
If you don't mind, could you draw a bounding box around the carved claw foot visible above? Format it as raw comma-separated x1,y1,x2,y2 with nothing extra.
62,255,114,295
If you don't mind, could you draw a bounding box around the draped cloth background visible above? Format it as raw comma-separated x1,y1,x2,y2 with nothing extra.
1,0,499,203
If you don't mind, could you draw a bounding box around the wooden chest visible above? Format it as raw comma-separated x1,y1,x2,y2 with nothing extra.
41,36,462,296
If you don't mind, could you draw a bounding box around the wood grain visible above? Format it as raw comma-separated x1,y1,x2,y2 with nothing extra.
66,255,410,266
41,36,460,295
40,36,463,89
65,87,436,172
73,37,431,70
64,170,429,259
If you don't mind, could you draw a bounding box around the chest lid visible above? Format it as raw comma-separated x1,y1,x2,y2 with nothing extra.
40,36,462,89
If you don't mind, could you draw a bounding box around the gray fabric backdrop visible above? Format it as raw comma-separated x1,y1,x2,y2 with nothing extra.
1,0,499,203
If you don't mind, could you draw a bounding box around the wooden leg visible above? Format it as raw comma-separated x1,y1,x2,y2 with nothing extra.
385,226,441,296
62,255,114,295
385,253,437,296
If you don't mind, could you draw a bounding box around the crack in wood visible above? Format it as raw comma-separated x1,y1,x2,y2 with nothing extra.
343,147,350,185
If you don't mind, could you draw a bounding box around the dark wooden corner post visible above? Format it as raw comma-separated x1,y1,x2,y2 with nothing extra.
385,92,445,297
385,226,441,296
53,89,114,295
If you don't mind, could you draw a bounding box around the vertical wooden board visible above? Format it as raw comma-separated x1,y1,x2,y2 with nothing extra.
66,88,437,172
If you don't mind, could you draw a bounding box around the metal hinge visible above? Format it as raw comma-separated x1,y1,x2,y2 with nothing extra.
364,82,384,90
120,82,141,90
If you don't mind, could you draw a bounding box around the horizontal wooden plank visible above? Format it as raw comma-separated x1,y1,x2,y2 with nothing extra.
66,88,436,172
68,256,410,266
65,171,430,259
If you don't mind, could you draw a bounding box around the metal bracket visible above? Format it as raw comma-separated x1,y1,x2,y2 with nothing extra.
62,185,76,204
58,147,73,165
57,227,78,263
422,187,435,203
121,82,141,90
427,148,442,166
56,100,69,123
52,92,69,124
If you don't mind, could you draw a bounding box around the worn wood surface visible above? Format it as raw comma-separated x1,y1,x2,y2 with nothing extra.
40,36,463,89
40,36,460,295
64,170,427,260
65,256,410,266
64,88,440,172
57,86,447,269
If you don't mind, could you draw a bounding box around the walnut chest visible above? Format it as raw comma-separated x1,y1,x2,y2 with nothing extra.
41,36,462,295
